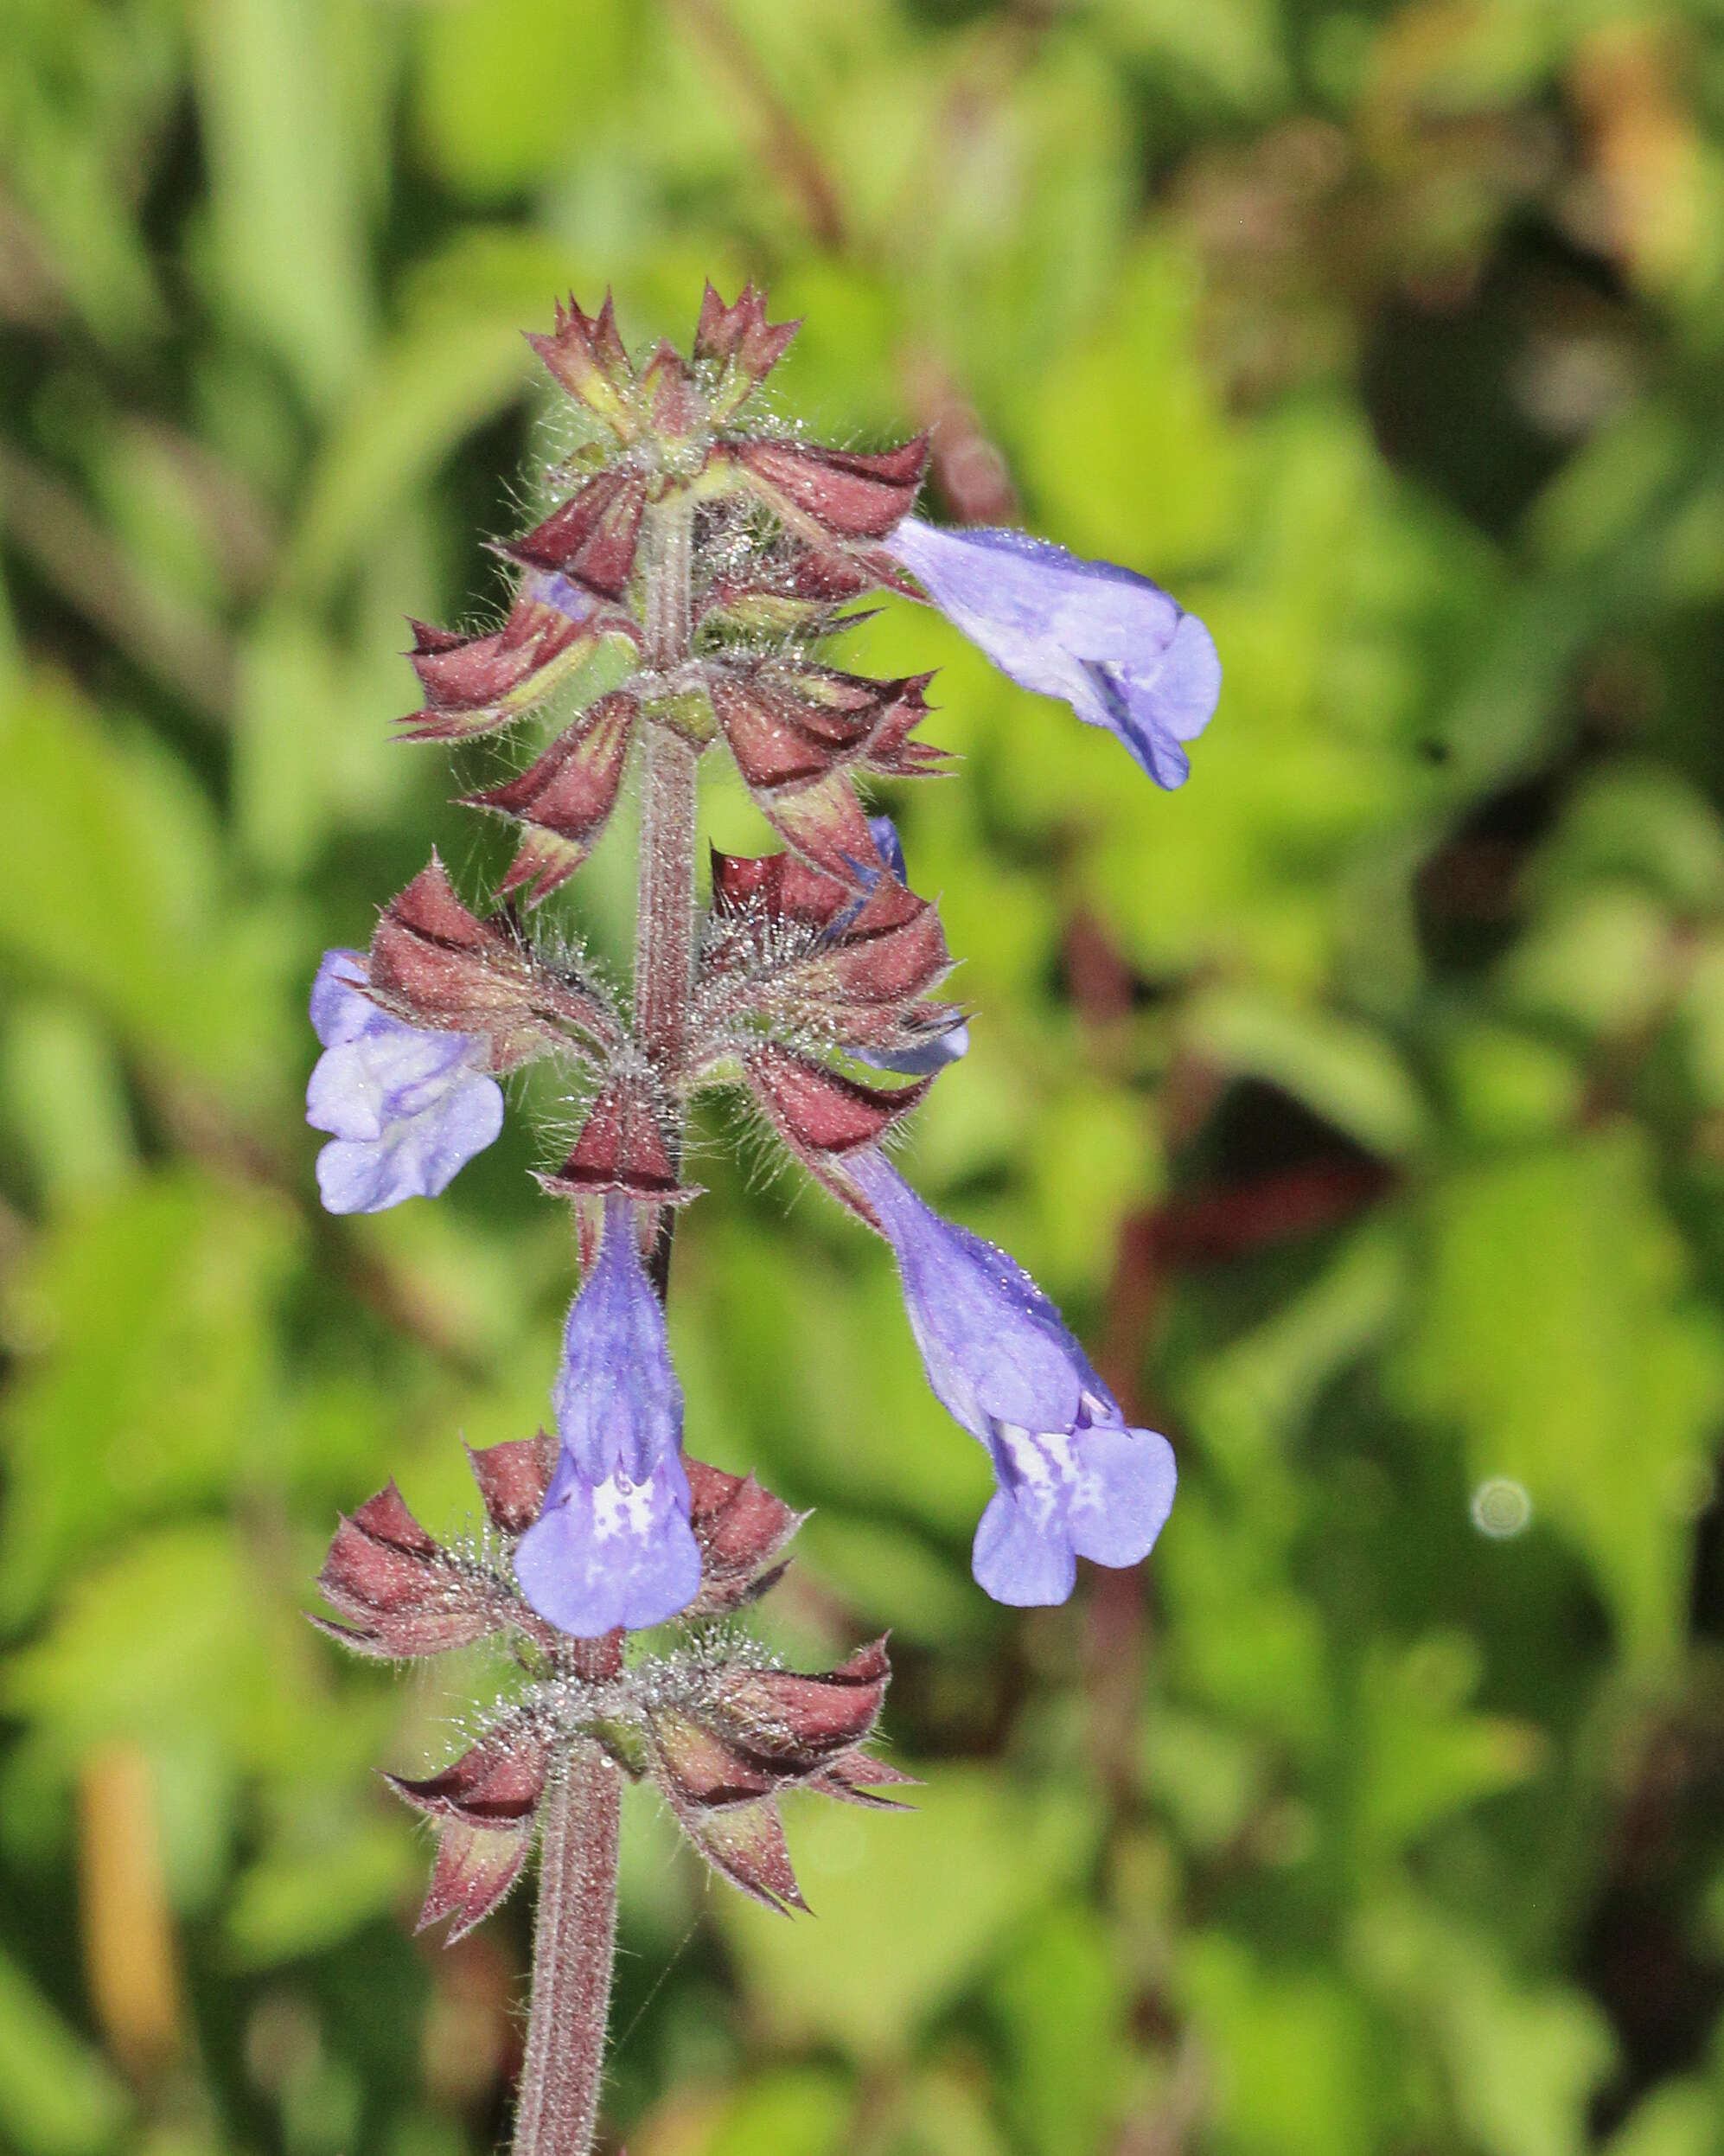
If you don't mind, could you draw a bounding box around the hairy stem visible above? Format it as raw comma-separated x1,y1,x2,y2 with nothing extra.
636,495,699,1294
634,725,699,1076
511,1742,624,2156
511,496,699,2156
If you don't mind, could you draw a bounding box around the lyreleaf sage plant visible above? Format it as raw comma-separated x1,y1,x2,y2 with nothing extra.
306,285,1219,2156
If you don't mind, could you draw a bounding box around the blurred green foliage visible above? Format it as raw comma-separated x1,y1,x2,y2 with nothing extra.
5,2,1724,2154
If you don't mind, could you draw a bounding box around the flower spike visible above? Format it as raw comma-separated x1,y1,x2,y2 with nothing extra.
304,285,1208,2084
315,1435,903,1933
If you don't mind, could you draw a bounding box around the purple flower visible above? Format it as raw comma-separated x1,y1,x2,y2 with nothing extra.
306,950,503,1213
514,1200,701,1635
849,1150,1176,1606
852,816,969,1078
883,518,1220,790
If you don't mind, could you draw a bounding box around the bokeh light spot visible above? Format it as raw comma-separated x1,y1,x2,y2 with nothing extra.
1471,1477,1532,1539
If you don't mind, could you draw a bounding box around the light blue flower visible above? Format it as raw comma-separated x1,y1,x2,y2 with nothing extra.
514,1200,701,1635
306,950,503,1213
884,519,1220,790
850,1150,1176,1606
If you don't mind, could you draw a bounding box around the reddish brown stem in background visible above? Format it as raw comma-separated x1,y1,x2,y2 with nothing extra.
667,0,846,249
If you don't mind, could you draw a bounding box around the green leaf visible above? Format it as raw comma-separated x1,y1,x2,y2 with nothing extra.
1440,1024,1587,1146
1532,766,1724,914
1140,1706,1267,1850
1181,1931,1385,2156
1185,988,1430,1159
191,0,380,406
2,1524,319,1775
1601,2082,1721,2156
0,1948,129,2156
705,2070,854,2156
1160,1486,1331,1753
284,228,645,602
1187,1223,1406,1493
1394,1130,1724,1663
1,997,137,1215
1500,885,1675,1038
226,1814,417,1967
795,1513,986,1647
716,1768,1098,2062
1354,1894,1616,2156
1356,1633,1543,1861
990,1902,1128,2156
0,685,299,1098
0,1172,302,1624
413,0,630,197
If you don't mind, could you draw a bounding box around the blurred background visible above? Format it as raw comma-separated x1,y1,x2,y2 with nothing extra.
4,1,1724,2153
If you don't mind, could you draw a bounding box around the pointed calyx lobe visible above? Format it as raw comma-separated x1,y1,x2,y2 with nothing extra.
314,1481,513,1660
538,1071,695,1206
646,1635,906,1913
694,279,800,421
709,667,942,791
366,855,616,1062
526,292,637,437
683,1458,805,1615
725,434,929,541
400,572,634,743
499,468,648,599
747,1045,929,1181
461,691,636,905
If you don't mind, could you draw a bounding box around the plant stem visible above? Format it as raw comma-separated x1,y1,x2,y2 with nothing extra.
511,1740,623,2156
512,498,700,2156
634,726,699,1077
635,495,699,1294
